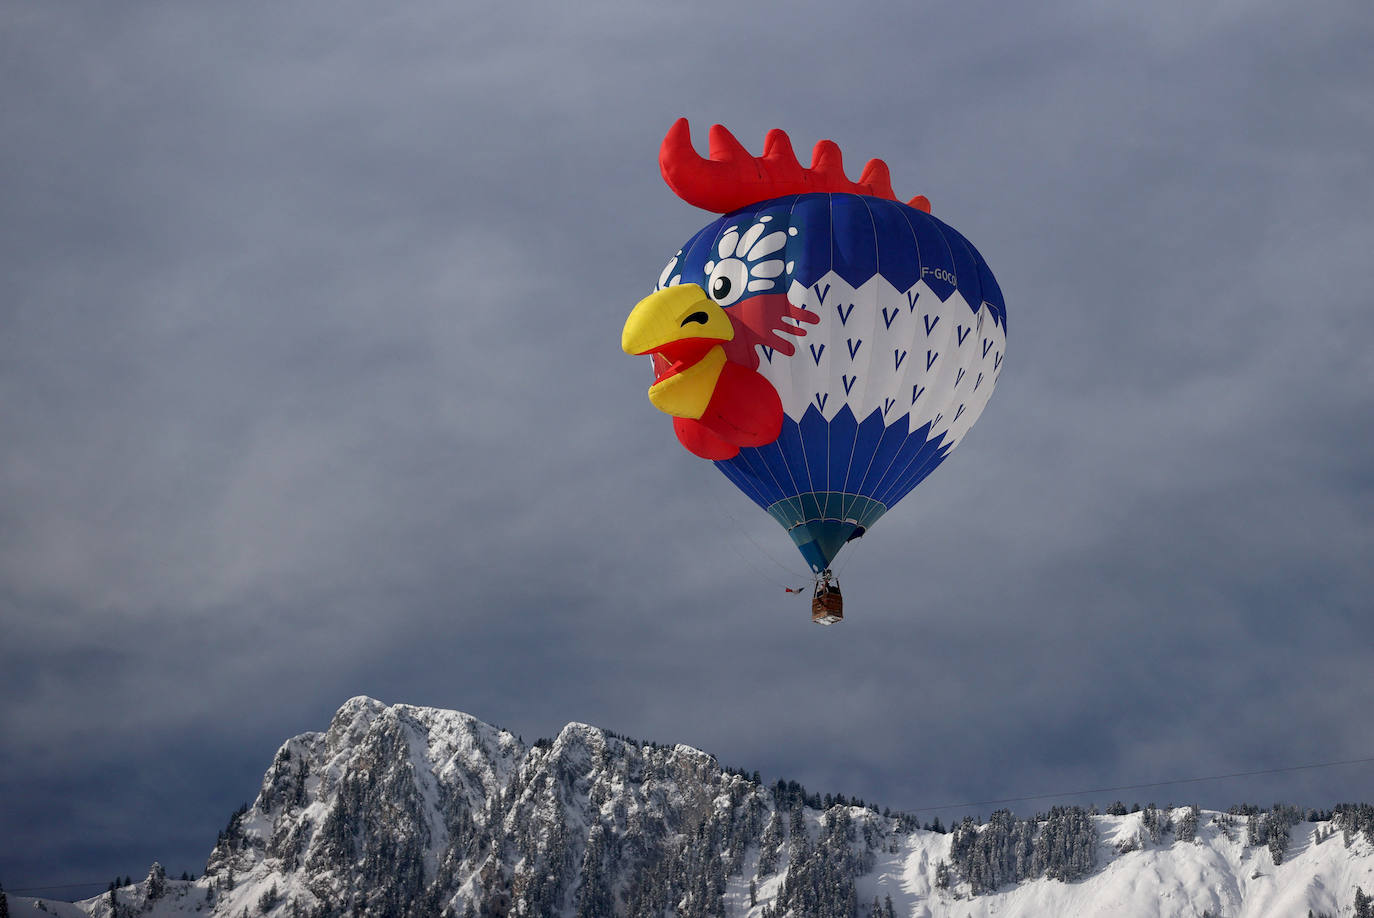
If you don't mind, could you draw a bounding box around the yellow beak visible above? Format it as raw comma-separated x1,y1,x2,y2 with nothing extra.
621,284,734,355
622,285,736,420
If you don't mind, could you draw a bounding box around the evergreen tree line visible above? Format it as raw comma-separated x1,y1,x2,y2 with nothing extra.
946,806,1098,894
1219,802,1374,865
760,807,877,918
1334,803,1374,844
1243,804,1302,865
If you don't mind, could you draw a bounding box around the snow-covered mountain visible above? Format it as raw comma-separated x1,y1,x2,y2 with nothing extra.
54,697,1374,917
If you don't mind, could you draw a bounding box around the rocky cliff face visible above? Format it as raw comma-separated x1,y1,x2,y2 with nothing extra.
134,696,862,917
77,697,1374,918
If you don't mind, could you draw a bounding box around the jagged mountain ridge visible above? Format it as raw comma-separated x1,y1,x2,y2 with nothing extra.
73,697,1374,918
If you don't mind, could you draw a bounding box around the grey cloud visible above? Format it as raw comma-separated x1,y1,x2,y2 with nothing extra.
3,0,1372,894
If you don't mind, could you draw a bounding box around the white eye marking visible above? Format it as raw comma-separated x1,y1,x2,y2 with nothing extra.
682,220,801,303
750,258,785,278
707,258,750,307
718,232,739,259
747,231,786,260
735,223,766,257
703,220,803,301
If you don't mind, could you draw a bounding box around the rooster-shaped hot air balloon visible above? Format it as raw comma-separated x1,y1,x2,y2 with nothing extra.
623,119,1007,623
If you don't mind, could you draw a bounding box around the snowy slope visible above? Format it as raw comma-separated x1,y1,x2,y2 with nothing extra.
856,809,1374,918
68,697,1374,918
8,896,90,918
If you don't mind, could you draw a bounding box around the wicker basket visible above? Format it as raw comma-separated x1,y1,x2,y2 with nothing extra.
812,588,843,625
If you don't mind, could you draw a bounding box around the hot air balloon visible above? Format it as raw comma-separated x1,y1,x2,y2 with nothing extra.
622,119,1006,623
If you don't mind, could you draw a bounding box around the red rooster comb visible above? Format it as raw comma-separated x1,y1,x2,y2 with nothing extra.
659,118,931,215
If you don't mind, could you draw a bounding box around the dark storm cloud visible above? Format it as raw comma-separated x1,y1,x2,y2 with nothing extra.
2,0,1372,892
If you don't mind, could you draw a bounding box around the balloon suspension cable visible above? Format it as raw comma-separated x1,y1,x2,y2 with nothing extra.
833,533,858,576
707,490,811,593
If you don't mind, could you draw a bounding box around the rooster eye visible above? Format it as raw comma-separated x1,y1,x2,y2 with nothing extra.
706,258,748,306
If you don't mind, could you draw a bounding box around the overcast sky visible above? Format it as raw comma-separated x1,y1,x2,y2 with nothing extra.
3,0,1373,898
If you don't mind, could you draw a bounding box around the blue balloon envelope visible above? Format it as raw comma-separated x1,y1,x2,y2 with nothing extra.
659,194,1006,571
623,122,1006,574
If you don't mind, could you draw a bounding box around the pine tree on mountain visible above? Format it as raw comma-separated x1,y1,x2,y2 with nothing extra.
1246,811,1265,847
145,861,167,900
574,824,613,918
257,883,280,912
758,809,784,875
790,802,807,838
1177,805,1200,843
0,880,9,918
1142,804,1163,843
1355,886,1373,918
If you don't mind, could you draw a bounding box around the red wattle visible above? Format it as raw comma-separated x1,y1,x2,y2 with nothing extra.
672,362,785,459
